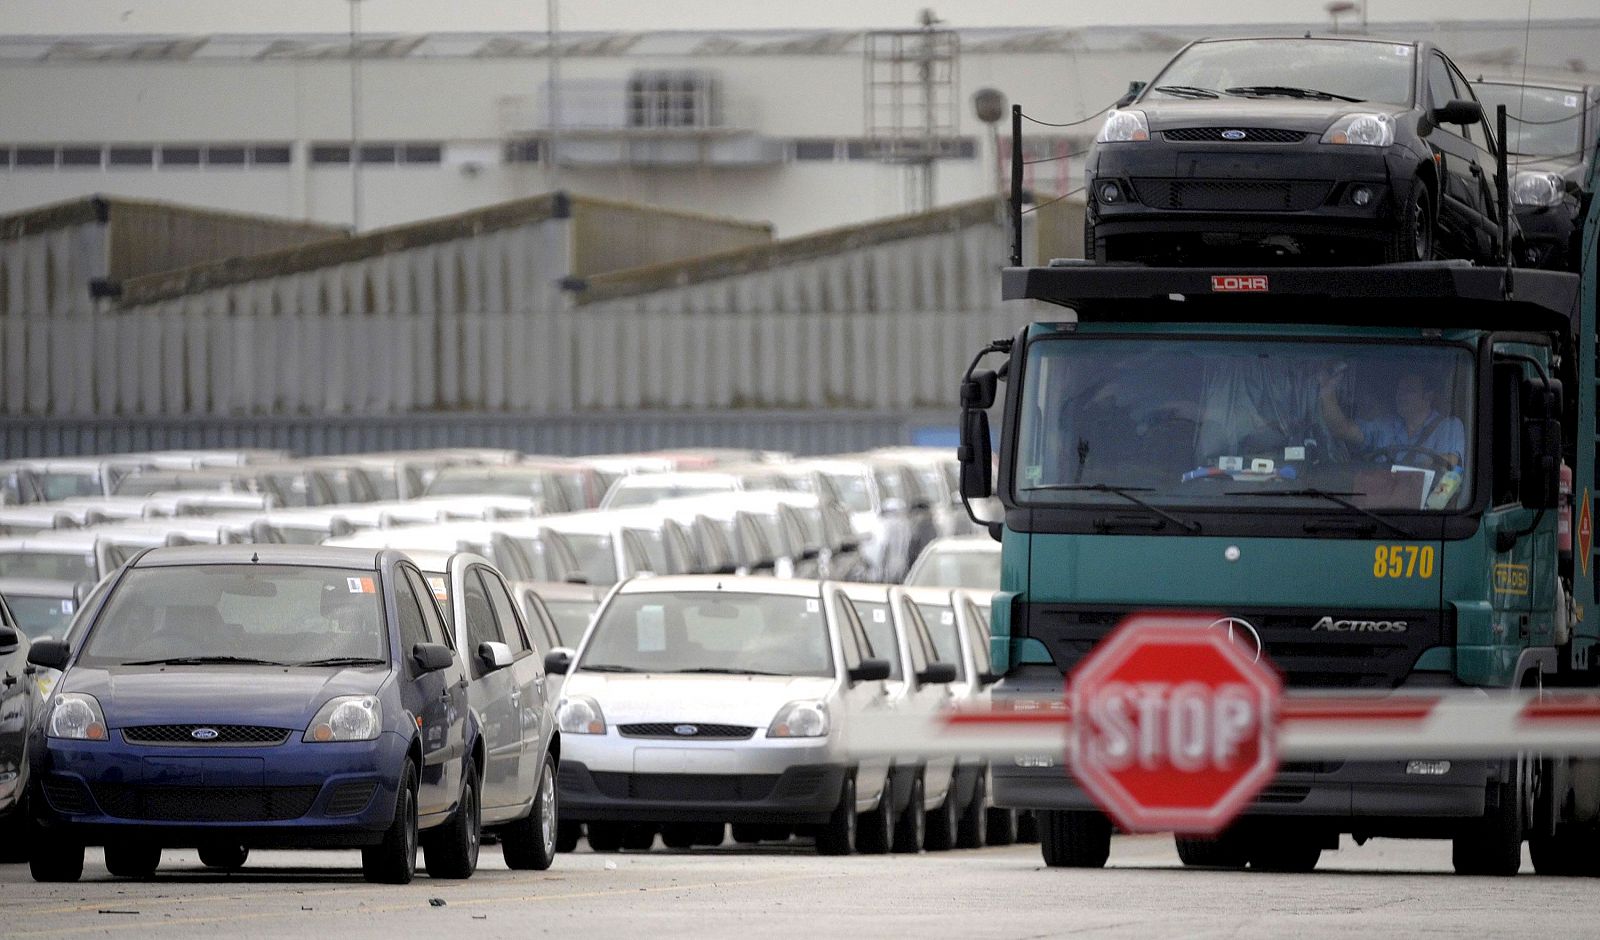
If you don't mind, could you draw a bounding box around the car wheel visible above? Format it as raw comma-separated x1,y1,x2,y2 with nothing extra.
924,787,959,852
1387,179,1434,262
1038,810,1111,868
424,756,482,879
622,824,657,851
1016,810,1040,844
1175,831,1249,869
1249,840,1323,873
104,842,161,879
197,844,250,871
856,775,894,855
585,823,624,853
956,772,988,849
555,821,582,854
731,823,764,845
362,758,419,885
661,824,697,850
986,808,1018,847
815,774,857,856
694,823,726,847
30,839,84,883
892,773,925,854
502,753,559,871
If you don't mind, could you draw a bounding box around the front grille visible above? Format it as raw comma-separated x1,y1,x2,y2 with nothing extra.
1130,178,1333,212
90,785,318,821
590,772,780,802
121,724,292,746
43,777,92,815
325,781,378,816
1163,127,1307,143
617,723,756,740
1028,605,1447,690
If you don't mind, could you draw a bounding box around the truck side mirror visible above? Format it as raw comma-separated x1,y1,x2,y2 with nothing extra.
958,409,993,500
1492,362,1523,505
1520,377,1562,510
961,370,997,410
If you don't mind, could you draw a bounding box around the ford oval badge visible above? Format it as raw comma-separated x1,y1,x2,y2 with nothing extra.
1221,129,1247,140
673,724,699,736
191,727,220,741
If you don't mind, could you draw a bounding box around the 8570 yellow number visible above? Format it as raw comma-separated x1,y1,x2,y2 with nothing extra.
1373,544,1434,579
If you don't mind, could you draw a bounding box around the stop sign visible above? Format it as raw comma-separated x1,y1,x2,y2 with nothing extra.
1068,613,1281,835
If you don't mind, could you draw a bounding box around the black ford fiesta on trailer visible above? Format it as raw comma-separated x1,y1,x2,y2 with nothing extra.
1084,37,1513,265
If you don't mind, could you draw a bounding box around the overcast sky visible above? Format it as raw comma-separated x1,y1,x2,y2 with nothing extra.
2,0,1595,35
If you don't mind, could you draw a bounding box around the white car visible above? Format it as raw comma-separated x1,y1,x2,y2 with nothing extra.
904,535,1001,590
546,575,894,855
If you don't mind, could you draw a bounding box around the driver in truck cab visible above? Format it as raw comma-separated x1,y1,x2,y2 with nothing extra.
1318,363,1467,472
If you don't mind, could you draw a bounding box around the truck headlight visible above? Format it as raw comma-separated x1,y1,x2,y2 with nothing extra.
1512,171,1565,207
556,696,607,734
768,701,829,738
304,696,382,742
1321,112,1395,146
47,693,108,741
1096,109,1150,143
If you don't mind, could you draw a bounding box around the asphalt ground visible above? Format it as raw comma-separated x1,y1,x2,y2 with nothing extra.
0,835,1587,939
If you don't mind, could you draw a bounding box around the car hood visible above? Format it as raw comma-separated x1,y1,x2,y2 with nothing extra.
1510,156,1587,182
1139,97,1401,133
562,673,838,726
62,665,391,729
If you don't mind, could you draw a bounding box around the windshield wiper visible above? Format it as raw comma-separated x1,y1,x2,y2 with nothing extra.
1225,85,1363,102
292,656,387,668
673,667,787,676
123,655,288,667
1224,488,1415,539
1025,484,1201,534
1153,84,1222,99
579,663,646,673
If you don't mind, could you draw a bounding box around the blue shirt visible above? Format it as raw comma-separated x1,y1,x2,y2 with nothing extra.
1360,410,1467,468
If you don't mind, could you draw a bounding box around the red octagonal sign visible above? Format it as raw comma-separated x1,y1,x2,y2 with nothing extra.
1068,613,1282,835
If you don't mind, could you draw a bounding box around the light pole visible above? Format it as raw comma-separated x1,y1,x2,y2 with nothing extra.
547,0,561,189
348,0,364,231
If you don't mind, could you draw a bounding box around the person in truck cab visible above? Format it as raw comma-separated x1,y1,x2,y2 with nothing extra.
1318,364,1466,471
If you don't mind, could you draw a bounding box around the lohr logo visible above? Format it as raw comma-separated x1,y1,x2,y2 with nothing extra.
1210,275,1269,292
1312,617,1408,633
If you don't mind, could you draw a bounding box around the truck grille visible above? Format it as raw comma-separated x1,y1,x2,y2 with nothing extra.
1130,178,1332,211
1163,127,1308,143
1027,605,1447,689
121,724,291,746
90,784,319,821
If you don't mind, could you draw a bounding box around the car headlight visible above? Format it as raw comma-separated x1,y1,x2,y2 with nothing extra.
1095,109,1150,143
1321,112,1395,146
556,696,606,734
304,696,382,742
768,700,829,738
47,693,108,741
1512,171,1565,208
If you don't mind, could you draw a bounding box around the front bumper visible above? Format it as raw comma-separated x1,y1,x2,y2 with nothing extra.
559,760,849,824
1514,204,1578,269
32,731,409,847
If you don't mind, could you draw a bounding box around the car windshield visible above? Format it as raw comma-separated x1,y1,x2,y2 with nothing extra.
79,564,387,667
580,591,832,676
543,598,599,645
1151,38,1414,106
1474,82,1586,157
607,481,734,509
908,550,1000,590
820,471,873,513
426,470,548,499
854,600,903,680
0,550,96,581
913,602,966,682
9,594,78,640
38,470,103,500
1015,337,1475,514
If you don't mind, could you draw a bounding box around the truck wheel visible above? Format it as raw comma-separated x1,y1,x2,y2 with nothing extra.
856,776,894,855
661,824,697,850
501,753,559,870
1175,830,1249,869
1038,810,1111,868
30,839,84,883
1530,827,1591,876
422,756,482,879
693,823,725,847
1248,840,1321,873
986,807,1018,846
814,774,857,856
1452,760,1525,876
731,823,764,845
104,842,161,879
956,772,988,849
198,844,249,871
363,759,419,884
892,773,926,853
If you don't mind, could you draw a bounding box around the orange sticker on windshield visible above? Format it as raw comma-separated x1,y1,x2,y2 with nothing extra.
347,577,376,594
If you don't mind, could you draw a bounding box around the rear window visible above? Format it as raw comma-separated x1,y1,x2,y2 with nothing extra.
9,594,77,640
80,564,387,667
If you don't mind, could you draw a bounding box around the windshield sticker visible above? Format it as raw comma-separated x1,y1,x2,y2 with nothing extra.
872,608,887,622
1393,45,1411,56
60,598,75,614
941,611,955,625
637,606,666,651
348,576,375,594
426,576,448,601
1283,446,1306,461
1565,95,1580,108
806,599,820,613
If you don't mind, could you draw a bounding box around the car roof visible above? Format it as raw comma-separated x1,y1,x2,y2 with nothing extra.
0,576,85,596
920,535,1001,554
514,579,606,603
900,585,956,606
132,544,384,569
834,581,891,603
614,575,823,598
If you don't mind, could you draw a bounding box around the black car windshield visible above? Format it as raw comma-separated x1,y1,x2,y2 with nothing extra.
1474,82,1586,157
1151,39,1415,106
9,594,77,640
580,591,832,677
79,564,387,667
1014,337,1474,514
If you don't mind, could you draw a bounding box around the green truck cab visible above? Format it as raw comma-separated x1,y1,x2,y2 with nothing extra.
959,260,1596,874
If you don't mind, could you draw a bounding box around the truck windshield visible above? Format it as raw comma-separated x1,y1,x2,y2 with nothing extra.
1014,337,1474,514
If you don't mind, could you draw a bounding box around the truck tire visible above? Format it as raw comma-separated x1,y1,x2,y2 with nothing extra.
1530,827,1592,876
1453,764,1525,876
1175,831,1248,869
1038,810,1111,868
362,758,419,884
661,824,698,850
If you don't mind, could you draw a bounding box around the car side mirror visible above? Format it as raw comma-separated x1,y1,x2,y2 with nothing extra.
917,661,958,685
544,647,574,675
478,641,514,673
412,642,455,674
849,658,892,683
0,624,19,652
978,670,1000,687
27,638,70,672
1432,98,1483,127
1115,79,1147,108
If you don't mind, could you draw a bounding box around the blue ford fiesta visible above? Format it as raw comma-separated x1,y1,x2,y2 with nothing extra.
26,545,479,884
